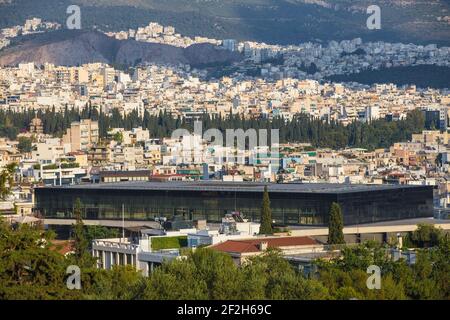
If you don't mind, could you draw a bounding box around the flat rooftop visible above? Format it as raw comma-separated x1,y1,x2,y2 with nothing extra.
39,181,432,194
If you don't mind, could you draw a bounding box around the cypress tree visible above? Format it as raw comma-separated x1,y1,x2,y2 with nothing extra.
71,198,90,265
259,186,273,235
328,202,345,245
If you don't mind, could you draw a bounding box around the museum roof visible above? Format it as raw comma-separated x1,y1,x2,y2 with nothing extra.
39,181,432,194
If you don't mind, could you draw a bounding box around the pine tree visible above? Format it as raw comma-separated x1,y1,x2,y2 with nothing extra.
259,186,273,235
0,163,17,200
328,202,345,245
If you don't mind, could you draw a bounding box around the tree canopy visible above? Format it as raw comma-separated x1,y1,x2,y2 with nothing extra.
0,106,425,151
0,216,448,300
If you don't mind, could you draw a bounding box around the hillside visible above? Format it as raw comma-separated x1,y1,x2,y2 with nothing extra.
0,30,243,67
0,0,449,46
326,65,450,89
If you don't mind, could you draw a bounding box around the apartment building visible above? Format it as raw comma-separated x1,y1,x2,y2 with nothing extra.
88,145,111,166
32,138,66,163
108,127,150,145
412,130,449,148
70,67,89,84
62,119,99,152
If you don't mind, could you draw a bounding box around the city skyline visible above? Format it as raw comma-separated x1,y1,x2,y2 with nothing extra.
0,0,449,307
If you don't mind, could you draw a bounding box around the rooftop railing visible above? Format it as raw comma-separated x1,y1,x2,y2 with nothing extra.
92,238,140,251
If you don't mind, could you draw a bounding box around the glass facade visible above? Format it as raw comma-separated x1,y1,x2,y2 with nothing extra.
34,183,434,226
337,187,433,223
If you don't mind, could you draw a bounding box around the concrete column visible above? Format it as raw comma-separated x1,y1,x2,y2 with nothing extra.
95,250,100,268
92,250,97,267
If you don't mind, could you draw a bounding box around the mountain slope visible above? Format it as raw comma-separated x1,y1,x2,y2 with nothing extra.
1,0,449,46
0,30,243,67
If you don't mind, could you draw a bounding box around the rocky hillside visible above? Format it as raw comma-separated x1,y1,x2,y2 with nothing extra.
0,30,243,67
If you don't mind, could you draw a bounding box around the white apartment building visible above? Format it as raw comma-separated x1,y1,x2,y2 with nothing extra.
31,138,66,163
92,217,260,276
33,165,86,186
108,127,150,145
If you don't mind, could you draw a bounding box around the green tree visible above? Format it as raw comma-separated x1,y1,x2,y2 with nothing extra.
315,239,450,300
190,248,245,299
113,131,124,144
259,186,273,235
328,202,345,245
406,224,444,248
85,226,119,249
0,219,77,299
17,136,33,153
70,199,94,268
248,249,329,300
143,259,208,300
0,162,17,200
142,248,329,300
431,236,450,299
82,265,145,300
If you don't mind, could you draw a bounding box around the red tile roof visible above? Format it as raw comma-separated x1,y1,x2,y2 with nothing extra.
49,240,75,256
211,236,319,254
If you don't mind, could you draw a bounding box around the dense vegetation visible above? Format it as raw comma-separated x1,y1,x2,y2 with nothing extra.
316,237,450,300
0,217,448,300
327,65,450,89
0,0,449,46
403,223,446,249
17,136,32,153
0,105,425,150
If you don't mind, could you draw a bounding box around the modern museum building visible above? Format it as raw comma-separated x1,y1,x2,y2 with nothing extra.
34,181,434,226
